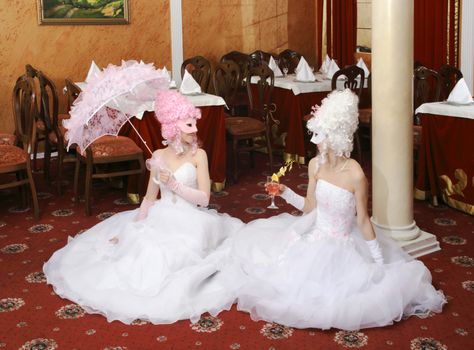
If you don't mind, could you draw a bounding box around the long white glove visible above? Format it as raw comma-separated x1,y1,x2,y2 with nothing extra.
164,175,209,207
134,198,154,221
366,239,384,265
280,186,305,211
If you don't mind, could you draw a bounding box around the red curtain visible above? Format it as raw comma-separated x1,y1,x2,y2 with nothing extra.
324,0,357,68
414,0,460,69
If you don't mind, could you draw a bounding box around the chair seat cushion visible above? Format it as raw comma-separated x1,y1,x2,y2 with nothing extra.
225,117,265,136
359,108,372,125
0,145,27,167
81,136,142,158
0,133,16,146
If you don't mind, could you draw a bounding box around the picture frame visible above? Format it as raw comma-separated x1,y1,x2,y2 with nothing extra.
37,0,130,25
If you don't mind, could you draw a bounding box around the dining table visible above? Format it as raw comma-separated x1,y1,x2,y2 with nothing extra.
414,101,474,215
251,73,368,164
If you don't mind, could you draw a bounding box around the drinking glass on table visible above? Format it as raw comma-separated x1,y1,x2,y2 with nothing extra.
265,176,280,209
282,67,289,77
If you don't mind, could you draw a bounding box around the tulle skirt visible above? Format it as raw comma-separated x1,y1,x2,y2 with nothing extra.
43,200,244,324
226,211,446,330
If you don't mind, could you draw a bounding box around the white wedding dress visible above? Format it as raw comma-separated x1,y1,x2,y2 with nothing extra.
227,179,446,330
43,162,243,324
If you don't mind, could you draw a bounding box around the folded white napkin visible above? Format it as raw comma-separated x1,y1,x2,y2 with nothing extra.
85,61,101,83
268,56,283,77
319,54,331,74
325,59,340,80
447,78,474,104
295,57,316,82
180,69,202,95
356,57,370,78
161,66,176,88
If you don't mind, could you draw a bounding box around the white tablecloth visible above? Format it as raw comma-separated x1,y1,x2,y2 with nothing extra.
415,102,474,120
67,83,225,119
250,73,362,96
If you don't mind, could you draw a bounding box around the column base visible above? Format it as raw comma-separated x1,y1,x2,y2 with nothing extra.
372,219,441,258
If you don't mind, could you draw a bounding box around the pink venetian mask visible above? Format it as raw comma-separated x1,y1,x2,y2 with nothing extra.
177,118,198,134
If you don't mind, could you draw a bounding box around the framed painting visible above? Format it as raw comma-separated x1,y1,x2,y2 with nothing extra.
37,0,130,25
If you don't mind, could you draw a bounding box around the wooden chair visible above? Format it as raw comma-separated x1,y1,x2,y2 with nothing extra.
413,66,441,168
438,64,463,101
24,64,45,172
181,55,211,93
0,77,39,220
64,83,146,215
37,72,78,195
225,63,277,182
332,65,365,162
413,66,441,123
249,50,275,66
220,51,252,115
212,61,241,115
278,49,302,74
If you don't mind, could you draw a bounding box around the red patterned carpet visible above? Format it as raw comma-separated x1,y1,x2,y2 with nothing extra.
0,156,473,350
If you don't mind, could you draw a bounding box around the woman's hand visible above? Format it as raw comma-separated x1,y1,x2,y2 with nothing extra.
159,169,172,184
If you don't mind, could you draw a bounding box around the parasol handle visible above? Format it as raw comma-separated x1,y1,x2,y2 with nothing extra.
126,119,153,156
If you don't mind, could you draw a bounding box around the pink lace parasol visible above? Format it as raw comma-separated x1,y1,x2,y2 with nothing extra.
63,60,170,154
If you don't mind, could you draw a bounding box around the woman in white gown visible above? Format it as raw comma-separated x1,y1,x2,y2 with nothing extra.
43,90,243,324
228,89,446,330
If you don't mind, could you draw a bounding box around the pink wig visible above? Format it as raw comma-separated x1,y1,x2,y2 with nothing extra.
154,90,201,153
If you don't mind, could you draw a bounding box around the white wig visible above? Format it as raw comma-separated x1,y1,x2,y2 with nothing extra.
306,89,359,165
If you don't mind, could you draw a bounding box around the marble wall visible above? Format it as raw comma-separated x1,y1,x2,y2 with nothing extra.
0,0,318,133
0,1,171,133
182,0,316,65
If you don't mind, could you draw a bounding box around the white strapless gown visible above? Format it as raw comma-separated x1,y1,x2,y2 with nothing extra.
43,162,244,324
226,179,446,330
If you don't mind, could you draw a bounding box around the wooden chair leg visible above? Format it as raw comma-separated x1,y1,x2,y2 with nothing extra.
43,140,52,181
26,163,40,220
232,138,239,183
85,161,92,216
33,137,39,171
57,147,64,195
73,158,80,203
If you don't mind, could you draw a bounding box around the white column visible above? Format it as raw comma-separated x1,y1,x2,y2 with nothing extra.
461,0,474,92
371,0,439,257
170,0,183,86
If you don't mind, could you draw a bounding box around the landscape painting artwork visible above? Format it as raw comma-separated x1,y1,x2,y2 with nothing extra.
37,0,130,25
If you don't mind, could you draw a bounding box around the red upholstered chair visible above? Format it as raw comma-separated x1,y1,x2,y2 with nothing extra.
278,49,302,74
220,51,252,115
181,56,211,93
224,63,277,182
65,83,146,216
212,61,241,115
37,72,78,194
438,64,463,101
0,77,39,219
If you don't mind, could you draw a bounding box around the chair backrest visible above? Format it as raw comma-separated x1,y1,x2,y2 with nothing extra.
12,77,36,150
181,55,211,93
331,65,365,99
278,49,302,74
246,63,275,118
65,78,82,110
37,71,60,134
212,61,241,107
24,64,42,124
249,50,274,66
438,64,463,100
221,51,252,84
413,66,441,111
